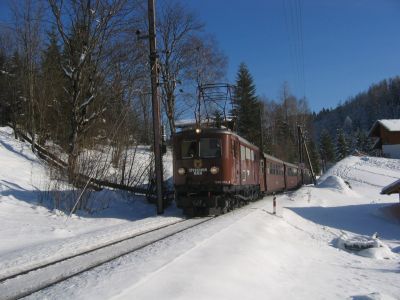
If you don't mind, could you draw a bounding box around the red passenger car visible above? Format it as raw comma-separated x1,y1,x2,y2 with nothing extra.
284,162,300,190
263,154,285,193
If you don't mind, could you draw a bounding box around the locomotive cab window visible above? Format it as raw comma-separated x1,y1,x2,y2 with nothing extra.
199,138,221,158
181,140,197,159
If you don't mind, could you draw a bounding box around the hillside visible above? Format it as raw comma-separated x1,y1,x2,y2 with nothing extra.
313,76,400,140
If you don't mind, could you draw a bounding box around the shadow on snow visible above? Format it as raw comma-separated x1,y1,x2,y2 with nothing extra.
288,203,400,240
0,179,180,222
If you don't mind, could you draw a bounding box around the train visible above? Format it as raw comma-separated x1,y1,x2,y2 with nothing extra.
173,126,313,216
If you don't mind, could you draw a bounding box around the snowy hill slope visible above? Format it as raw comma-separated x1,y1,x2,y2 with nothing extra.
1,126,399,300
0,127,181,278
321,155,400,189
286,156,400,243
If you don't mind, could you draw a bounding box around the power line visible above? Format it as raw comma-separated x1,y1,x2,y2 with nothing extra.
282,0,306,100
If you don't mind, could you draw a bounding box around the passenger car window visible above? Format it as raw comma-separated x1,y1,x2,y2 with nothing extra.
245,147,251,160
199,138,221,158
240,145,245,161
181,140,197,159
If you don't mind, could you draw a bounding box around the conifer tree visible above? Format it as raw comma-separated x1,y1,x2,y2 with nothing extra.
354,129,371,153
38,28,66,145
319,129,335,171
233,63,261,147
1,52,24,136
320,129,335,162
336,128,349,160
307,139,321,175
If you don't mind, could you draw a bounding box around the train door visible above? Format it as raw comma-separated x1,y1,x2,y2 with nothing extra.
232,139,240,185
283,164,288,189
259,157,266,192
240,144,247,184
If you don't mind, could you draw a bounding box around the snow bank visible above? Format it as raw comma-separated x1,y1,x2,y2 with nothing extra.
317,175,358,197
336,232,397,260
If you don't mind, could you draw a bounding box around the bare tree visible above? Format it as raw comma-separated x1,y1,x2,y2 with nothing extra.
48,0,128,181
260,82,312,163
183,34,227,88
157,1,203,134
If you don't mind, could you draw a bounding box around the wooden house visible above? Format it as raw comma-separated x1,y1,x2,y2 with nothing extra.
368,119,400,158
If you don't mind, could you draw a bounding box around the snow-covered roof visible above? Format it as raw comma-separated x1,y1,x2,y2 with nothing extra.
175,117,234,130
369,119,400,137
175,119,197,127
381,178,400,195
378,119,400,131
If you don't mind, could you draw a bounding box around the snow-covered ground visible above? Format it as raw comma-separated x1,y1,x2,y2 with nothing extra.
0,126,399,299
0,127,182,278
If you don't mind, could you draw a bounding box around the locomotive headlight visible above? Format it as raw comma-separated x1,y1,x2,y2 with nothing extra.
195,128,202,134
178,168,186,175
210,166,219,174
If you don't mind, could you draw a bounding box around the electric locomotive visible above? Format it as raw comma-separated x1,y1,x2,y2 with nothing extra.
173,127,262,216
172,83,314,216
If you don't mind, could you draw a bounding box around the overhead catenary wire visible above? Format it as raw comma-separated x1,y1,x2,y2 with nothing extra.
282,0,298,91
297,0,306,99
282,0,306,99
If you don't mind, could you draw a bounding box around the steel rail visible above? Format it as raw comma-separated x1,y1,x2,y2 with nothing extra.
0,217,215,300
0,219,186,283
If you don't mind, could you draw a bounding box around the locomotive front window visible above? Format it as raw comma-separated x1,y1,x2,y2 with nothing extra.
181,140,197,159
199,138,221,158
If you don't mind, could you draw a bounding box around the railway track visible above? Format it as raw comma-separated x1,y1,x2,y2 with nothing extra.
0,216,214,300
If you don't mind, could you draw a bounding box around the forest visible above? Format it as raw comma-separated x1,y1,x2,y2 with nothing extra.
0,0,230,192
0,0,398,197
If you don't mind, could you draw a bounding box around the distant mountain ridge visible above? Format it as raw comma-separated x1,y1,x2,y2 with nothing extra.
313,76,400,139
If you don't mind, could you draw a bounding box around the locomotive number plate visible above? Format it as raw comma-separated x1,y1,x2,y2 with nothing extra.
189,168,207,175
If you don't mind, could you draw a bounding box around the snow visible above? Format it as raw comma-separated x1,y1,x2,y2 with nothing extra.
79,94,95,110
0,126,400,299
377,119,400,132
336,232,396,259
317,175,358,196
0,127,182,278
175,118,196,127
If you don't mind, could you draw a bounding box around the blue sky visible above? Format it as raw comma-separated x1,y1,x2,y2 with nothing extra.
1,1,399,113
186,0,400,112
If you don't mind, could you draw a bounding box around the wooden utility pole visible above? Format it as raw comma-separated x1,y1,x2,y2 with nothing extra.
148,0,164,214
298,125,317,186
297,125,304,183
297,125,303,164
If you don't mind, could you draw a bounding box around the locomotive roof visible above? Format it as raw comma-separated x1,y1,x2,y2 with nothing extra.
284,161,299,168
262,154,299,168
174,127,257,148
263,153,284,164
